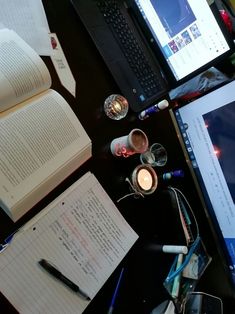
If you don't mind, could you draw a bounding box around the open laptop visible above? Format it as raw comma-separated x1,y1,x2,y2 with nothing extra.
170,79,235,297
70,0,234,112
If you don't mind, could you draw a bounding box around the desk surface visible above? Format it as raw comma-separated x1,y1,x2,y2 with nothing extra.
1,0,235,313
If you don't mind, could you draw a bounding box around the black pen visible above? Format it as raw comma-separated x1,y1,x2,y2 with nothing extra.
38,259,91,301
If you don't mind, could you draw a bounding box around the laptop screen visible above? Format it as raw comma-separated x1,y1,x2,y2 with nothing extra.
132,0,234,86
170,80,235,291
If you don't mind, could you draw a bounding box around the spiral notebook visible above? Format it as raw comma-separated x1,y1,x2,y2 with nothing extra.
0,172,138,314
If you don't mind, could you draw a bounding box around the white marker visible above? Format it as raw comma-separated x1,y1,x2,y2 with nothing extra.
138,99,169,120
147,244,188,255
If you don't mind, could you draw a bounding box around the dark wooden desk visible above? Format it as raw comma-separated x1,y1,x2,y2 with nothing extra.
1,1,235,313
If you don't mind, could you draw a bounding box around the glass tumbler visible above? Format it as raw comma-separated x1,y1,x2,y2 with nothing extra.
140,143,167,167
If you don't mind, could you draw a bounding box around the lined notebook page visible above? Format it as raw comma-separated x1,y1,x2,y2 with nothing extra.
0,172,138,314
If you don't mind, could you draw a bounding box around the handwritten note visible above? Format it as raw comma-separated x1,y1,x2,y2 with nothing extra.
0,172,138,314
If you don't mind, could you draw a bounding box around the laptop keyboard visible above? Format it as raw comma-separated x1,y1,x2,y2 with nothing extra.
96,0,164,99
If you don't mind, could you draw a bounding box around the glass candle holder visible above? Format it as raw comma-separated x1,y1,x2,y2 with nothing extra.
104,94,129,120
140,143,167,167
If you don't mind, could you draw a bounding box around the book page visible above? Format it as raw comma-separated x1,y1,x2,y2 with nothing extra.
0,172,139,314
0,28,51,113
0,89,91,219
0,0,52,56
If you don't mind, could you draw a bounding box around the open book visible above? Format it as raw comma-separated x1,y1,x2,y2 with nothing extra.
0,172,139,314
0,29,92,221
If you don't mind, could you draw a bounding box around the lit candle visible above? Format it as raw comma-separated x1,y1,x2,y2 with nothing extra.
137,168,153,191
112,100,122,113
131,164,158,195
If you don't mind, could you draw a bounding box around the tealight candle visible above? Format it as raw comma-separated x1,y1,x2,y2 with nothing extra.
137,168,153,191
131,164,158,195
112,101,122,113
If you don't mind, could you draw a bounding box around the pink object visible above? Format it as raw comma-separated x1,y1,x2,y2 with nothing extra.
110,129,149,158
220,10,233,33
